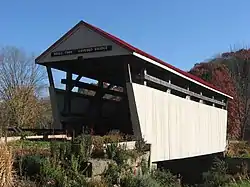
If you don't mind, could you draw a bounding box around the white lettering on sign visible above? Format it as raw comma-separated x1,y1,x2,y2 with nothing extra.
51,45,112,57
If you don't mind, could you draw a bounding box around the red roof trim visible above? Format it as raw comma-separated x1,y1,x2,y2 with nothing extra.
82,21,231,98
36,20,232,98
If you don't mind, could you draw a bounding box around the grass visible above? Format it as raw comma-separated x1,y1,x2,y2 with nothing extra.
8,140,50,150
229,181,250,187
7,140,51,158
0,143,14,187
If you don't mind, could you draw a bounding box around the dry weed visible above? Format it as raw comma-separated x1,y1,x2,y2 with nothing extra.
0,143,14,187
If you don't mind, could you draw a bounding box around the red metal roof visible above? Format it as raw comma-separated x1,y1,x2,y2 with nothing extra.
36,21,232,98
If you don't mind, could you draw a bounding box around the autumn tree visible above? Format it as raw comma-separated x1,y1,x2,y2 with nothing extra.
189,62,242,139
0,46,50,130
220,49,250,140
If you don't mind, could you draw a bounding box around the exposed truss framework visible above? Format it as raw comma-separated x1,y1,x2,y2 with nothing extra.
144,74,226,107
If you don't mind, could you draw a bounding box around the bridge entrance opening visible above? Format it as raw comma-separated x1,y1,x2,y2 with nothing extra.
44,55,141,136
35,21,147,136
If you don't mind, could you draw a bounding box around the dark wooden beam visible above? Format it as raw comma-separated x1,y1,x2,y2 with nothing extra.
123,62,131,85
107,84,114,90
64,72,72,113
61,79,125,97
94,80,104,130
222,99,225,109
144,74,226,107
70,75,82,90
46,66,55,88
127,63,132,83
55,88,121,102
143,68,147,86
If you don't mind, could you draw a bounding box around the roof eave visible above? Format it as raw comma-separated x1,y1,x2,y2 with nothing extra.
34,20,234,99
133,52,233,99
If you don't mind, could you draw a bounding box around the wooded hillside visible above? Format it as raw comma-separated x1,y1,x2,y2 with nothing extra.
189,49,250,140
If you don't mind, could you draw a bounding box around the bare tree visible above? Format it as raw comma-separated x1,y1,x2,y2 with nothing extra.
0,46,48,129
0,46,45,98
233,59,250,140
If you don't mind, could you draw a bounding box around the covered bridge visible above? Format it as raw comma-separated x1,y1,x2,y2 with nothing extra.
35,21,232,162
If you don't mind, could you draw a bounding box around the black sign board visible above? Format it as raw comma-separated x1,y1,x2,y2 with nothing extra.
51,45,112,57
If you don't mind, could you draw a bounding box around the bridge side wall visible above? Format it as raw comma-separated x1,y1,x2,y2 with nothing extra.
127,83,227,162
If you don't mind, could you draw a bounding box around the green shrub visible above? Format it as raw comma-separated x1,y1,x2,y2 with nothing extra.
103,131,123,144
20,154,45,177
151,169,179,187
40,158,66,186
9,140,50,150
114,146,131,165
229,180,250,187
59,141,72,160
49,135,93,179
50,134,92,167
121,174,161,187
69,154,81,174
121,174,138,187
103,163,121,185
71,134,92,162
141,158,150,175
106,143,134,166
135,175,162,187
135,139,149,154
64,173,87,187
126,149,140,165
87,179,108,187
106,143,118,160
40,155,89,187
49,141,62,164
203,157,231,187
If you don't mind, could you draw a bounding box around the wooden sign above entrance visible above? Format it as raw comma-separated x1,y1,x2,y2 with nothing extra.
51,45,112,57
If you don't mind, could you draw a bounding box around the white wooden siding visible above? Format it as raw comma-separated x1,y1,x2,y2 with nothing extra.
128,83,227,162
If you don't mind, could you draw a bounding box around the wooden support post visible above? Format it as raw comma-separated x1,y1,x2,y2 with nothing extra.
127,63,132,83
64,72,72,113
70,75,82,90
167,79,171,93
186,87,190,99
222,99,225,109
87,80,104,134
212,96,215,106
199,92,203,103
123,62,131,84
96,80,103,124
46,66,55,88
143,68,147,86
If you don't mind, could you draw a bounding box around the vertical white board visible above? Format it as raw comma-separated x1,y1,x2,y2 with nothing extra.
128,83,228,162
